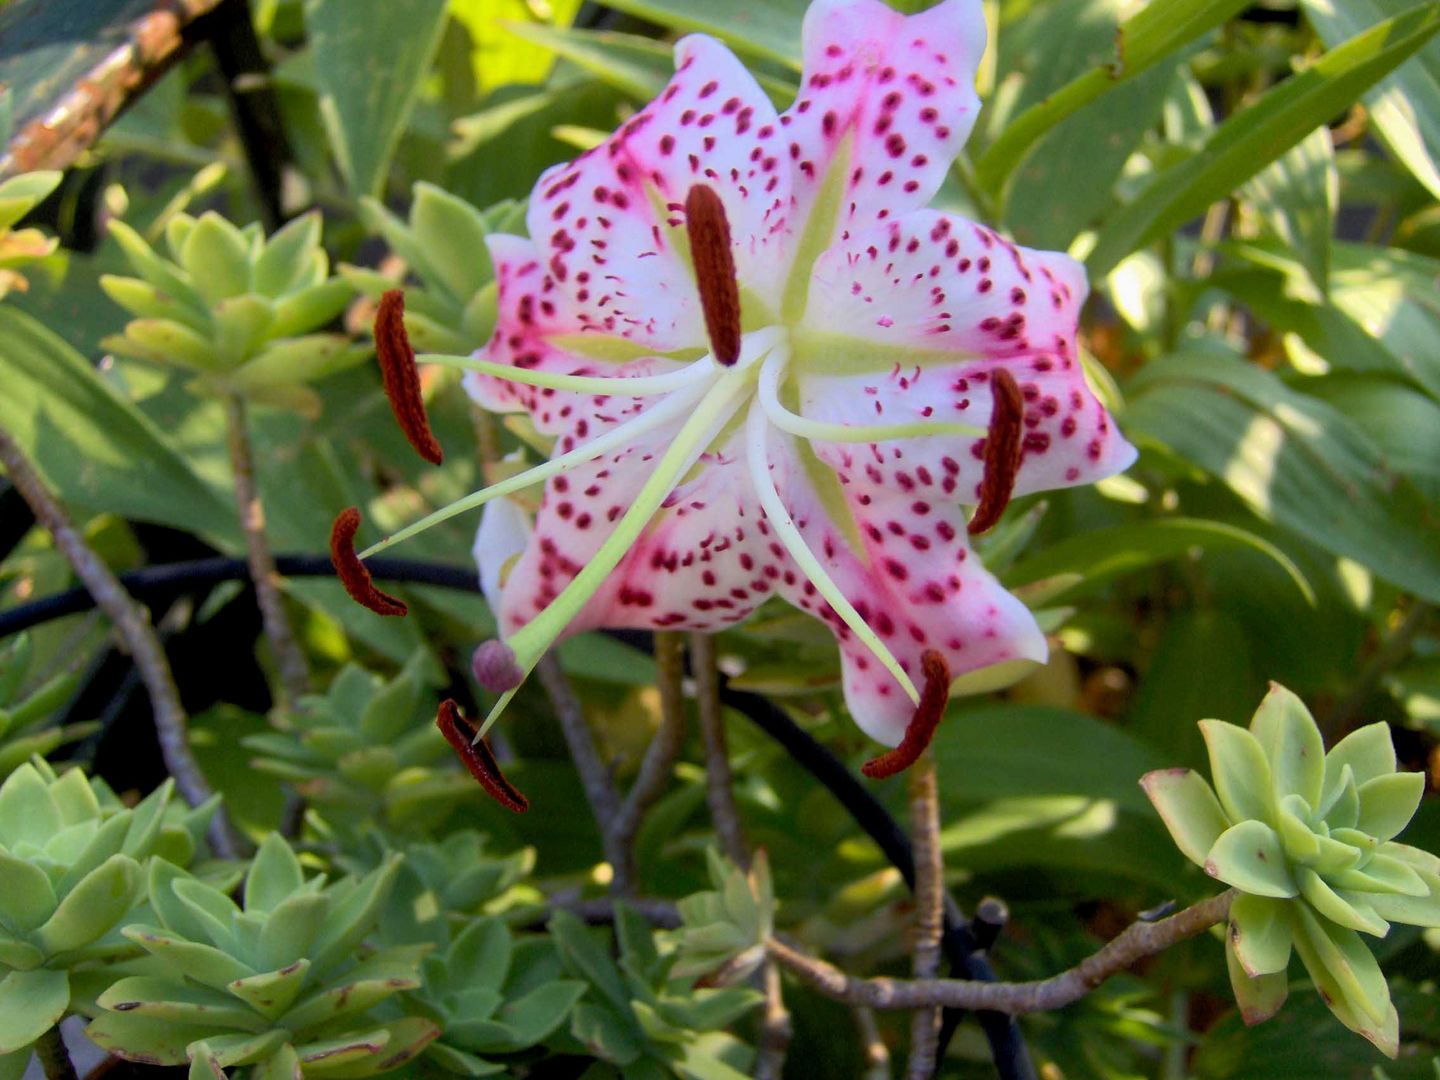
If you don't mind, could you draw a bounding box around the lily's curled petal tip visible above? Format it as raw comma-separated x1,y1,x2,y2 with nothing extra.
472,640,524,692
861,649,950,779
967,367,1024,536
436,700,529,813
330,507,408,617
375,289,444,465
685,185,742,366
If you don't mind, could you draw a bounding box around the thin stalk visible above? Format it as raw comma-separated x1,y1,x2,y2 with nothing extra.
222,394,309,706
905,753,943,1080
855,1006,893,1080
612,631,688,876
35,1025,77,1080
0,423,239,858
690,632,747,866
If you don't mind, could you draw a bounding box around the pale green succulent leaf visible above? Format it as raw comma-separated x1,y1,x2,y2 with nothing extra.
227,959,312,1020
36,854,140,954
120,779,176,860
1249,683,1325,806
422,1043,501,1077
301,1017,440,1078
410,182,493,301
257,892,332,972
448,917,512,994
253,212,323,297
1354,772,1425,842
0,938,45,970
249,1041,303,1080
1205,820,1297,898
165,215,197,263
187,1048,226,1080
182,213,252,303
1380,840,1440,877
124,926,256,990
245,834,307,915
188,1029,291,1068
99,276,213,334
96,976,266,1032
277,948,423,1032
268,280,354,340
480,980,587,1051
1297,867,1389,936
88,1010,225,1066
147,860,216,943
1322,766,1361,830
1139,768,1231,868
0,765,61,847
1225,932,1289,1025
1329,852,1429,897
0,850,57,931
1291,904,1392,1030
47,768,102,826
1323,723,1396,801
107,220,210,317
212,295,276,365
1201,721,1275,824
1274,794,1321,864
171,877,241,952
0,172,62,231
1367,869,1440,928
110,319,228,374
0,968,68,1053
307,856,403,975
1229,893,1293,976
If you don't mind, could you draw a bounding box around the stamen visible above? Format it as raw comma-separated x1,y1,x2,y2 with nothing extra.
435,700,528,812
357,376,713,559
685,185,741,366
375,289,444,465
861,650,951,779
420,352,711,396
472,640,523,692
330,507,408,616
967,367,1024,536
745,382,921,706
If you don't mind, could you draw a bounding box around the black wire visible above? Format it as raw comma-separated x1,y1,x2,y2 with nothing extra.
0,555,1034,1078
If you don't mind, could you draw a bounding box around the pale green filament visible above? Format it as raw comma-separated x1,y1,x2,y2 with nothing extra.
757,349,985,443
477,362,758,736
419,352,711,396
358,376,716,559
744,367,921,707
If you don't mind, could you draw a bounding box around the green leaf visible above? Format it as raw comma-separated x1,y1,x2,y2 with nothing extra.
95,976,264,1032
1126,352,1440,603
486,981,587,1050
276,952,421,1032
1225,931,1289,1026
298,1018,439,1077
1301,0,1440,200
1296,867,1389,935
0,968,68,1054
1140,768,1231,868
191,1030,291,1069
1241,126,1337,298
551,911,632,1013
86,1010,220,1066
1249,684,1326,808
1290,904,1394,1037
1086,3,1440,276
0,307,233,537
977,0,1252,197
35,854,141,955
1368,868,1440,926
180,213,251,303
1230,893,1294,977
124,926,257,990
306,0,450,197
227,959,312,1020
245,833,306,914
1205,820,1297,898
252,212,323,297
1201,720,1274,825
257,892,331,972
1354,771,1426,841
1324,724,1397,801
0,850,58,931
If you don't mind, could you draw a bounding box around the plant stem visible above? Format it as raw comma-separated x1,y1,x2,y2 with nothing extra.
905,753,943,1079
690,633,747,865
755,958,794,1080
35,1025,77,1080
612,630,687,882
222,393,310,707
768,890,1236,1014
856,1005,893,1080
0,423,239,858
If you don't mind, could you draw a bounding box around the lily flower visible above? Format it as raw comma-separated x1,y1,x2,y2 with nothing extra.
341,0,1136,763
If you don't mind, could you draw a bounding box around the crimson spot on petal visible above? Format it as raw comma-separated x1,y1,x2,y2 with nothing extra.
861,650,950,779
330,507,408,616
436,700,529,813
685,185,741,366
967,367,1024,536
375,289,444,465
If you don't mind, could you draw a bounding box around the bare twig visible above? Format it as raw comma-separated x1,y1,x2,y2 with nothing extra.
539,894,682,929
613,631,687,856
222,394,309,707
755,959,794,1080
855,1006,892,1080
0,424,238,857
35,1025,78,1080
905,754,943,1079
768,890,1236,1014
534,652,630,885
690,632,748,866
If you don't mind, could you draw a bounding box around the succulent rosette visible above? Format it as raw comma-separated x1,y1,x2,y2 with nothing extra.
1142,683,1439,1056
363,0,1137,752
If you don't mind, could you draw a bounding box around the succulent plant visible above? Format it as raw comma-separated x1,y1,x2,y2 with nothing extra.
0,171,60,301
340,182,512,355
86,833,438,1077
551,904,761,1079
349,829,534,915
1142,683,1439,1056
243,656,459,833
375,861,582,1076
669,849,774,983
100,210,362,414
0,761,209,1079
0,633,94,776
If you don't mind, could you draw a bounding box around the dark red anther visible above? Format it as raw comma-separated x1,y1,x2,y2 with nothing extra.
375,289,444,465
685,185,741,366
436,699,529,813
967,367,1024,536
861,649,950,779
329,506,408,616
